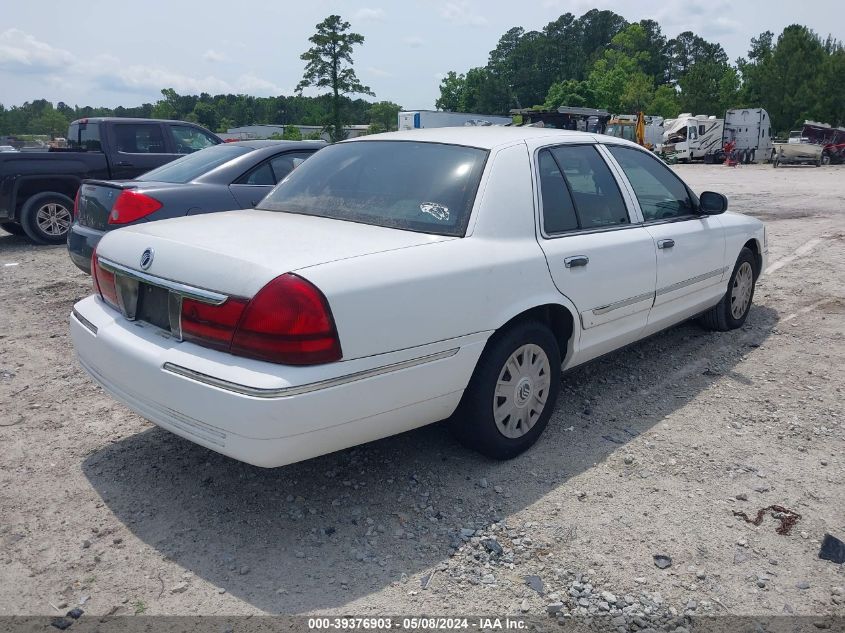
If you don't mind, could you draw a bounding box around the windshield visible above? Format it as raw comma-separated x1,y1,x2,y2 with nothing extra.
257,141,488,237
136,144,251,183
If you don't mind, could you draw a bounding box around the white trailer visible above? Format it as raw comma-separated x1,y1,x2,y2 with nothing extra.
722,108,773,163
398,110,512,130
661,114,724,161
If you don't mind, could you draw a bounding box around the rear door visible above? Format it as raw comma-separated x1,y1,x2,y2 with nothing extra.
108,122,173,179
229,150,314,208
531,142,657,364
605,144,726,335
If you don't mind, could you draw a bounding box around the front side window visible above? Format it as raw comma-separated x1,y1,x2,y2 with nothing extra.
169,125,220,154
114,124,166,154
540,145,629,233
607,145,695,221
257,141,487,237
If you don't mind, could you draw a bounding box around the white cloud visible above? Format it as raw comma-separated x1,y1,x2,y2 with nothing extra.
0,28,76,73
366,66,392,77
439,1,488,26
235,73,282,95
353,7,385,22
0,29,281,100
203,49,228,63
405,36,425,48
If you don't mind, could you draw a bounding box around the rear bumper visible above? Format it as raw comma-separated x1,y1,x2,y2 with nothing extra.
70,295,486,467
68,223,105,274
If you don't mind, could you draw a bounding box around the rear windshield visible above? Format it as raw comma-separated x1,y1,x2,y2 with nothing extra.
136,144,251,183
257,141,488,236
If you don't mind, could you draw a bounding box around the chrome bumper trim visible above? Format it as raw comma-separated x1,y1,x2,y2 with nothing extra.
71,308,98,334
162,347,461,399
97,257,228,305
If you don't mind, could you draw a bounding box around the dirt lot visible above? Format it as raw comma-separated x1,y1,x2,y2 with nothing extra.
1,164,843,626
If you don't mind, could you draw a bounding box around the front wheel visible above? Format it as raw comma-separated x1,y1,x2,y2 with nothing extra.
700,247,757,331
20,192,74,245
451,321,561,459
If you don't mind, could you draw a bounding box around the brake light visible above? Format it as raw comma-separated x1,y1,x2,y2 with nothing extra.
108,190,162,225
231,274,342,365
90,249,119,309
73,189,80,220
181,297,247,352
179,274,342,365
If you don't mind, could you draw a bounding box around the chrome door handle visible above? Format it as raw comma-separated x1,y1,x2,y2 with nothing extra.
564,255,589,268
657,239,675,249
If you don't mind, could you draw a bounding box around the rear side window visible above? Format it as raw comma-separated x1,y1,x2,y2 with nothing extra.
67,122,101,151
169,125,220,154
270,152,312,181
258,141,487,237
540,145,629,233
137,144,251,183
606,145,694,221
114,124,166,154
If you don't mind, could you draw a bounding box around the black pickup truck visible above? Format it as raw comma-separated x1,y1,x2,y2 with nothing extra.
0,118,222,244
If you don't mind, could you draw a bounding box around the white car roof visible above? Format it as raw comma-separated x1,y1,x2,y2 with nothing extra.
351,126,601,150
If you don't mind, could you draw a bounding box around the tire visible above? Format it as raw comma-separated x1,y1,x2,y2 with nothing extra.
20,192,74,245
451,320,562,459
772,157,779,168
699,247,757,332
821,153,831,166
0,221,25,236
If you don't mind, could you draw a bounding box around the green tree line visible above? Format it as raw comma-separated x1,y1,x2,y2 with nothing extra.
0,90,401,139
437,10,845,135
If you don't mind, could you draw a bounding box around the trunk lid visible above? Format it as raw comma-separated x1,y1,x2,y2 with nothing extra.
95,209,454,297
77,180,136,230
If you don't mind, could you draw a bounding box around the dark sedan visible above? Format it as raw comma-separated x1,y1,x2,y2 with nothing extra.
67,140,325,273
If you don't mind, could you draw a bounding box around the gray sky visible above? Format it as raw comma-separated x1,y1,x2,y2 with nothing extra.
1,0,841,113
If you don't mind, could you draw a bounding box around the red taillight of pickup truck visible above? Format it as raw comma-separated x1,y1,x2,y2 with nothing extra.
180,274,342,365
108,190,162,225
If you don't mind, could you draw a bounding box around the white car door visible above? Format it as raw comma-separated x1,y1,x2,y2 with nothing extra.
532,142,657,366
604,144,727,336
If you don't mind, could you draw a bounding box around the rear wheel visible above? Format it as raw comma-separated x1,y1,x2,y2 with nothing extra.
451,321,561,459
0,221,25,236
700,247,757,331
20,192,74,245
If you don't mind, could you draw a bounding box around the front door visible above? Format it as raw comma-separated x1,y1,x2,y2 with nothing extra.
605,144,726,336
108,122,172,179
532,143,657,365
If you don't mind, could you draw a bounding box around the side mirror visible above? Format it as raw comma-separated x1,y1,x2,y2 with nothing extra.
699,191,728,215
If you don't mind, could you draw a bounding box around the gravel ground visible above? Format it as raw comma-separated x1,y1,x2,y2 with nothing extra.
0,164,843,627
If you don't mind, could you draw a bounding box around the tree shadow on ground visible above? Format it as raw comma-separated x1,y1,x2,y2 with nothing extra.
82,305,778,613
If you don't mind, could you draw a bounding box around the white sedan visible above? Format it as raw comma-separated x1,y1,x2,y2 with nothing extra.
70,127,766,467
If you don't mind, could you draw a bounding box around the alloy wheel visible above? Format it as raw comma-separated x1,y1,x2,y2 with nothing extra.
35,202,72,237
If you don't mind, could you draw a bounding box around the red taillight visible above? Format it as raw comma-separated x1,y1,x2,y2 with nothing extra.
91,249,119,309
231,274,342,365
179,274,342,365
181,297,247,352
73,189,80,220
108,190,162,225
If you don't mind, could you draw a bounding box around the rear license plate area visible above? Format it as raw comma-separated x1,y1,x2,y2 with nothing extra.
136,283,172,332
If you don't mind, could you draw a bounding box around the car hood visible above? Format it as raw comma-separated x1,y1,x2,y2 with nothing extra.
95,209,455,296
